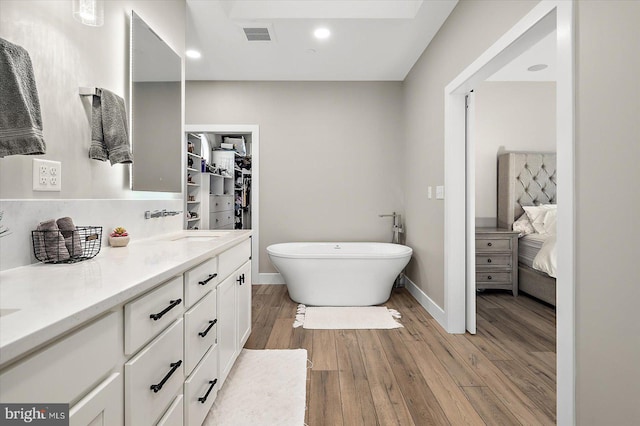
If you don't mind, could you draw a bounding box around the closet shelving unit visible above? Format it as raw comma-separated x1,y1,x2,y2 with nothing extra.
210,150,236,230
185,133,203,229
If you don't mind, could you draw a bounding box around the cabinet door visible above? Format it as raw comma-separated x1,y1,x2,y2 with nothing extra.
216,274,237,388
69,372,123,426
236,261,252,349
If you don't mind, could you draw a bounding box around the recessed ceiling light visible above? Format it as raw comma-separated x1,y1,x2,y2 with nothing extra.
314,28,331,39
186,49,202,59
527,64,548,72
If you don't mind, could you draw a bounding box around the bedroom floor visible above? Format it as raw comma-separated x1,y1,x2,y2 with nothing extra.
246,285,556,425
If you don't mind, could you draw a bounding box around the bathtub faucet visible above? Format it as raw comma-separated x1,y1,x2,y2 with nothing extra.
379,212,404,244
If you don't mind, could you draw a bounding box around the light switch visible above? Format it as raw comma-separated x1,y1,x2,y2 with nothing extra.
436,185,444,199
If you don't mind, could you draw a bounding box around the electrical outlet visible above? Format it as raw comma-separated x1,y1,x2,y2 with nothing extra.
33,159,62,191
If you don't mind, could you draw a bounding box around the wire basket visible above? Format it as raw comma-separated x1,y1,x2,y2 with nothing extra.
32,226,102,264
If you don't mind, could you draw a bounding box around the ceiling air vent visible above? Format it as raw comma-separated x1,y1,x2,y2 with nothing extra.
243,27,271,42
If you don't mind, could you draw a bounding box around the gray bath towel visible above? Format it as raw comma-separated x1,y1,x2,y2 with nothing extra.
89,88,133,165
37,219,70,262
56,217,83,256
0,38,46,158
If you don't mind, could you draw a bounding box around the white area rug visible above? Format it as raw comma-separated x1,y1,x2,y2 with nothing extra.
293,304,403,329
203,349,307,426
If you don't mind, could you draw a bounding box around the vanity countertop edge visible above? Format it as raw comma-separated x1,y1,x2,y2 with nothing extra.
0,230,252,368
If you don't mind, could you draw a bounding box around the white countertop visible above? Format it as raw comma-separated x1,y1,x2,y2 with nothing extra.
0,230,252,368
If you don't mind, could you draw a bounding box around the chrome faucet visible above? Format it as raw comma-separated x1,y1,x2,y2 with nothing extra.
144,209,182,219
379,212,404,244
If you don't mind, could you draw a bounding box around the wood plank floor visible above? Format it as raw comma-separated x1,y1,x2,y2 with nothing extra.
245,286,556,426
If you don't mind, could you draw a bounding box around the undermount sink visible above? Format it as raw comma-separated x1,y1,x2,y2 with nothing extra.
170,232,231,242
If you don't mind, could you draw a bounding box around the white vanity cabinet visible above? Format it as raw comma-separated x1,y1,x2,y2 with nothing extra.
0,311,123,426
182,259,219,426
216,239,252,387
0,233,252,426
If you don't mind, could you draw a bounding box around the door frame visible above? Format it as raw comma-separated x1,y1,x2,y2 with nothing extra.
185,124,260,285
443,1,575,424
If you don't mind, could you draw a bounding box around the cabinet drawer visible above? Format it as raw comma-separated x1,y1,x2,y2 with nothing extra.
475,254,512,268
210,211,234,228
125,318,184,426
476,272,511,283
157,394,183,426
0,311,120,404
184,290,217,376
69,372,123,426
184,345,219,426
218,238,251,281
125,276,184,355
210,195,234,213
476,238,512,252
184,257,218,308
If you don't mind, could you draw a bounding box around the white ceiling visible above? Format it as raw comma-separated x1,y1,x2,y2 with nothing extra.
184,0,556,83
185,0,459,81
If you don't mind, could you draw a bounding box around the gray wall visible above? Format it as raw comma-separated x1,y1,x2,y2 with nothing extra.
402,0,540,307
402,0,640,422
474,81,556,226
0,0,185,199
186,81,404,273
0,0,186,270
575,1,640,423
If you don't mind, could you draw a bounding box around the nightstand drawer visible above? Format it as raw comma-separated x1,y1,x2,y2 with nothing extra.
476,238,512,252
476,272,511,283
476,254,512,268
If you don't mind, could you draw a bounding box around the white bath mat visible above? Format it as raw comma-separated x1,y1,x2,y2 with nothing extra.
293,304,403,329
204,349,307,426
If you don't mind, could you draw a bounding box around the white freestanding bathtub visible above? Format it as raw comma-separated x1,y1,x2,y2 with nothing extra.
266,242,412,306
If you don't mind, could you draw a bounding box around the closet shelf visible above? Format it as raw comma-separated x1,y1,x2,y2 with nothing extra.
187,218,200,222
187,152,202,159
187,167,199,172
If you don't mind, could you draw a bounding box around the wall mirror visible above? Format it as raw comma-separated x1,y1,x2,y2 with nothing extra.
130,11,182,192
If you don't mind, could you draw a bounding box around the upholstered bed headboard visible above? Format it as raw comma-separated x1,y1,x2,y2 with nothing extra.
497,152,557,229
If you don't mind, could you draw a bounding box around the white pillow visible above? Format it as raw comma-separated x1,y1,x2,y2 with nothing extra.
541,208,557,235
512,212,535,237
523,204,557,234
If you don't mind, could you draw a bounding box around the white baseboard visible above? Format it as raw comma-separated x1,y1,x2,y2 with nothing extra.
257,273,285,285
404,276,447,330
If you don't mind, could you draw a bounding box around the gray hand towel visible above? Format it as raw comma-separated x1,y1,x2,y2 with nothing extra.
89,88,133,165
89,93,108,161
37,219,70,262
56,217,83,256
0,37,46,158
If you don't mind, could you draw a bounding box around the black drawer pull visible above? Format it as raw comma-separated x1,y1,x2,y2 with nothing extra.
199,273,217,286
236,273,246,285
199,319,217,337
150,360,182,393
487,242,492,247
150,299,182,321
487,275,492,280
487,258,492,263
198,379,218,403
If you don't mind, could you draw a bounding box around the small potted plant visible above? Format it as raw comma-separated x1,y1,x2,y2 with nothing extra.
109,226,130,247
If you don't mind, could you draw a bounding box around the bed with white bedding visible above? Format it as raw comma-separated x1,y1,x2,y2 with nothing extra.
498,152,557,306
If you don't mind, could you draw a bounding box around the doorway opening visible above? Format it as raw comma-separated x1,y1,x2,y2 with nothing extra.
443,1,574,424
185,124,260,284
